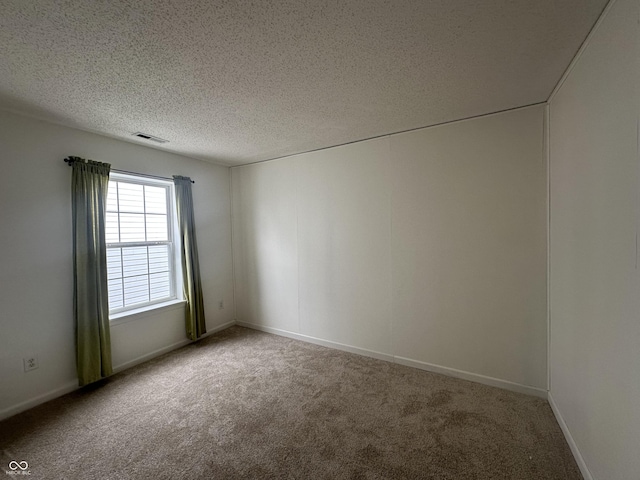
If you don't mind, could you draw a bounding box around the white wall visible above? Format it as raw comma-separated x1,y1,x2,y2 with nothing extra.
232,104,547,394
232,159,299,333
297,138,393,355
391,110,547,388
0,111,235,418
548,0,640,478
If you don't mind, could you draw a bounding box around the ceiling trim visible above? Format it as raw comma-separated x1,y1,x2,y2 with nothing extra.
230,101,548,169
548,0,616,103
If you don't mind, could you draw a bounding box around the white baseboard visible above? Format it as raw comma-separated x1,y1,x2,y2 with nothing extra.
236,322,394,362
237,321,547,399
0,380,78,421
395,356,547,398
0,321,237,422
113,320,236,372
201,320,237,338
112,339,192,373
548,392,593,480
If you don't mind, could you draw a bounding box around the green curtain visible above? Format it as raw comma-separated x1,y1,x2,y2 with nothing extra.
70,157,112,386
173,176,206,340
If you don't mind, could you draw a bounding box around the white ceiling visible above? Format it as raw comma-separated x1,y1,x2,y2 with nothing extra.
0,0,607,166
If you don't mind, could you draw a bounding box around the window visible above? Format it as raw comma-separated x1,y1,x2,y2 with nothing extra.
106,173,181,315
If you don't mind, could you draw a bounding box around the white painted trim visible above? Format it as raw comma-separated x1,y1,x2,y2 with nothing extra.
110,299,186,326
0,321,236,421
548,392,594,480
230,103,547,169
237,322,547,398
114,320,236,372
547,0,618,102
394,356,547,399
387,137,395,359
294,163,302,334
113,339,192,372
229,169,238,325
236,322,394,362
0,380,78,421
200,320,237,339
545,102,552,392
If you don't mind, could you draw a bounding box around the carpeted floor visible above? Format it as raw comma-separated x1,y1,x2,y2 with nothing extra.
0,326,581,479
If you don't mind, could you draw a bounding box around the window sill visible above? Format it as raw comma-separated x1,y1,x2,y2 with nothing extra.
109,299,186,326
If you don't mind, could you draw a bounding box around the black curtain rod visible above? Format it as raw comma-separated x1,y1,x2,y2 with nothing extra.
63,157,194,183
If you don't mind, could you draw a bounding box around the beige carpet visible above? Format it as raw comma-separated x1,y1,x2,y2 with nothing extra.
0,326,581,479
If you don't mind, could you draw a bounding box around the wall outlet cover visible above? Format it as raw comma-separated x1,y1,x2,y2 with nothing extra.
24,356,38,372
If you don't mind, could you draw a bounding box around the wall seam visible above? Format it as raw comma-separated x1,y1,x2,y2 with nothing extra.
388,136,394,356
229,167,238,323
295,162,301,334
545,103,551,393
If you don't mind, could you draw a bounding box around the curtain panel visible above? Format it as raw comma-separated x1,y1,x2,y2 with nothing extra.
70,157,113,386
173,175,206,340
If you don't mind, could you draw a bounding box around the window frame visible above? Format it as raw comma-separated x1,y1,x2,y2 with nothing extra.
106,172,183,318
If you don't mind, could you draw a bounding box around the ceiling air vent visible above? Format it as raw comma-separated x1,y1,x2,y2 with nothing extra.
132,132,169,144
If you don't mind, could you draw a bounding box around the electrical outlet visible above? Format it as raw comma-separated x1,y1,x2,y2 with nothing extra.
218,300,224,310
24,356,38,372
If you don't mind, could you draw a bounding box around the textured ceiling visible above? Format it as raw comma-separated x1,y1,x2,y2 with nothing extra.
0,0,607,166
